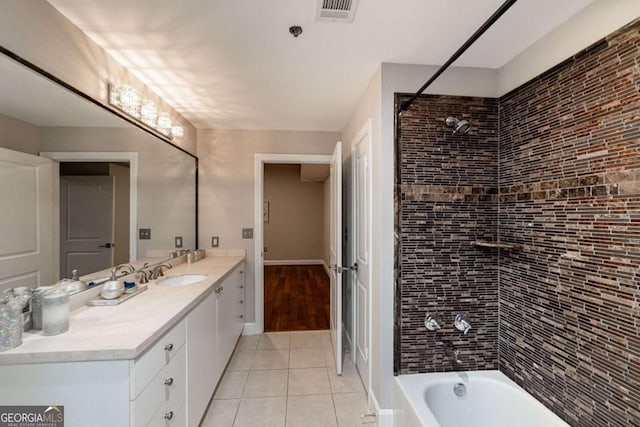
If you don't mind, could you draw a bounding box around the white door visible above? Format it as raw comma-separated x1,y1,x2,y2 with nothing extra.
352,121,372,390
0,147,56,292
60,176,114,278
329,141,343,375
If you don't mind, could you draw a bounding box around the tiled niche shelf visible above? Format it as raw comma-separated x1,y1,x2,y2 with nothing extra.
473,240,520,250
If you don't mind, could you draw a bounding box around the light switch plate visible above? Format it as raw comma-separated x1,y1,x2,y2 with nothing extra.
242,228,253,239
175,236,183,248
211,236,219,247
139,228,151,240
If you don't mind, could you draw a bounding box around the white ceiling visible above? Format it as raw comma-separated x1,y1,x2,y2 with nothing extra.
47,0,596,131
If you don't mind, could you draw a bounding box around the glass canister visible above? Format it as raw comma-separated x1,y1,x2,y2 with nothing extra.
31,286,53,330
42,288,70,336
0,295,29,352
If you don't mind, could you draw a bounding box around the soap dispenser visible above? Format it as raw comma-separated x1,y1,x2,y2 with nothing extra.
55,269,88,295
65,269,88,295
100,271,124,300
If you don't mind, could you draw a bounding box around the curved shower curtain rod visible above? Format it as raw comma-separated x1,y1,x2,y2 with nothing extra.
399,0,519,112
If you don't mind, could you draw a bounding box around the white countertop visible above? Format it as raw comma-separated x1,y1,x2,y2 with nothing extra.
0,254,245,365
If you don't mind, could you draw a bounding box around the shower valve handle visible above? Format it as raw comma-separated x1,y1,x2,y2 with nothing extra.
454,314,472,334
424,313,442,331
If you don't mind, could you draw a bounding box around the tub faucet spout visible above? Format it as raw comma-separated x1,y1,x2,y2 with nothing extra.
442,341,462,365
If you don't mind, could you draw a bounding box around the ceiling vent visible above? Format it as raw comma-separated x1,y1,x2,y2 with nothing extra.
316,0,359,23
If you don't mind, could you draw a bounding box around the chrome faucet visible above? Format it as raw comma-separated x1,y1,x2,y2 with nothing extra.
111,263,135,279
151,263,172,280
138,270,149,284
454,314,472,335
443,341,462,365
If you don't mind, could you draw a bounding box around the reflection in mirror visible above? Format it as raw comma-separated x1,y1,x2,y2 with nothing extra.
0,51,197,294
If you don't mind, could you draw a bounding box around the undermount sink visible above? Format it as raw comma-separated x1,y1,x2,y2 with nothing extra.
155,274,207,287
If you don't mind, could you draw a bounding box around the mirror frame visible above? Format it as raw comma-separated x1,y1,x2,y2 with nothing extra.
0,45,199,254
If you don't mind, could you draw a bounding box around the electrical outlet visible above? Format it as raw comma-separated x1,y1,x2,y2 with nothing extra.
211,236,219,247
139,228,151,240
175,236,183,248
242,228,253,239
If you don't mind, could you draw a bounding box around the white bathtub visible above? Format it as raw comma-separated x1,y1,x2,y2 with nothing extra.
393,370,569,427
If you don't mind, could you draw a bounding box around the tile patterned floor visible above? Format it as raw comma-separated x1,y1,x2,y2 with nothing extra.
200,330,377,427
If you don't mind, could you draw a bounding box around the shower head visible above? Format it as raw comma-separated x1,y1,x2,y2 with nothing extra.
445,117,471,135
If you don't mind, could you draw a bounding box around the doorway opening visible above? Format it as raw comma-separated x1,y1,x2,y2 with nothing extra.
58,161,130,278
253,146,343,373
40,151,138,280
262,163,331,331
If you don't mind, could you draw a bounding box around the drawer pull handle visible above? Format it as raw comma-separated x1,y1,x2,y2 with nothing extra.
239,270,243,274
164,377,174,386
239,300,243,303
215,286,223,294
164,411,174,421
164,343,174,352
239,314,244,319
239,285,244,289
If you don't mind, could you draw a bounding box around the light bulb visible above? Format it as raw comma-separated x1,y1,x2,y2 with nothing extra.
140,100,159,127
157,113,173,136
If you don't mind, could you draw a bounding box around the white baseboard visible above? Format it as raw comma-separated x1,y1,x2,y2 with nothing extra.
370,390,395,427
242,322,262,335
263,259,324,266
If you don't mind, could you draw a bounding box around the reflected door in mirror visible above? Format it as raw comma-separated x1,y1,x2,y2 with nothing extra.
0,148,56,292
60,176,114,278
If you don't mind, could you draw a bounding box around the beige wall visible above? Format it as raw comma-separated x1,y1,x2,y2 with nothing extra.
263,164,323,261
0,114,40,155
197,129,340,322
0,1,196,154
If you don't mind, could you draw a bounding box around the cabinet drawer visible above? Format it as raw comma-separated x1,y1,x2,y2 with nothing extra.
132,317,186,398
147,401,186,427
133,345,186,427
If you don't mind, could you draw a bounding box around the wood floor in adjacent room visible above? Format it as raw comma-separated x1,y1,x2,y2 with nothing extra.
264,265,330,332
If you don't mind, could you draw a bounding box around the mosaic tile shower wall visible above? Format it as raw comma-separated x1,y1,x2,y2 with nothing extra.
395,19,640,427
396,94,500,373
498,21,640,426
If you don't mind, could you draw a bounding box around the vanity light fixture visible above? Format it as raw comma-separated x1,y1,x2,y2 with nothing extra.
171,124,185,139
108,84,185,140
109,85,141,118
157,112,173,136
140,100,159,127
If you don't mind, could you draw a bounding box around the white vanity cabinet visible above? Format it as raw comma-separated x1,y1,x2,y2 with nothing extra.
0,317,187,427
215,264,245,377
185,288,218,427
187,263,245,426
130,318,187,426
0,257,246,427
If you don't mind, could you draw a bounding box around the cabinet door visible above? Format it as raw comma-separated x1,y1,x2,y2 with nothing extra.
216,265,244,377
186,291,218,427
215,280,233,378
233,267,245,338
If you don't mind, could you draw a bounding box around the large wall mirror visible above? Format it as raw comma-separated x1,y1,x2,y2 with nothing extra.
0,49,197,293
